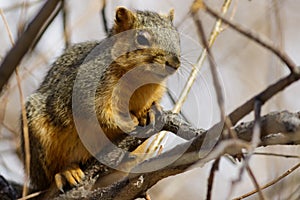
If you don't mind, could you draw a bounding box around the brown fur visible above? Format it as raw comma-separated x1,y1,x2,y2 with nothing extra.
21,7,180,191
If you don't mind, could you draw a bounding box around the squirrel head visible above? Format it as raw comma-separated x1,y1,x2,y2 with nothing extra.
110,7,180,78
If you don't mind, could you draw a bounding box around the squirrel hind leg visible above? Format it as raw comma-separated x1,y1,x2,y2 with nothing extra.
54,164,85,192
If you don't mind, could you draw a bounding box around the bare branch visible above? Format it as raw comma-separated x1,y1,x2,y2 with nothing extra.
251,152,300,159
229,72,300,125
206,157,220,200
173,0,233,113
0,8,31,197
0,0,62,93
2,0,42,12
191,5,225,122
49,110,300,200
62,0,69,48
199,1,297,73
233,162,300,200
100,0,108,35
245,166,265,200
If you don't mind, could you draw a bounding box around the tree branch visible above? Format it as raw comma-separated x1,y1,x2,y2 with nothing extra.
197,1,297,73
229,72,300,125
46,110,300,200
0,0,62,93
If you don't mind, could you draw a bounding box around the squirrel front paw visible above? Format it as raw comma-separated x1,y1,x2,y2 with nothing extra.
54,164,85,192
131,102,164,137
136,102,163,127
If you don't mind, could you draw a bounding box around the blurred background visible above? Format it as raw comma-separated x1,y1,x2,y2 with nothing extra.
0,0,299,199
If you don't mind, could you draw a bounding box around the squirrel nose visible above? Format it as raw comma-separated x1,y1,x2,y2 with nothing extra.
165,54,180,73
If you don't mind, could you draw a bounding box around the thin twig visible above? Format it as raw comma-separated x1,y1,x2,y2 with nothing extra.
100,0,108,35
206,157,220,200
16,69,31,197
2,0,43,12
200,1,297,73
62,0,69,48
233,162,300,200
251,152,300,159
173,0,232,113
17,0,28,36
175,12,190,29
191,5,225,124
145,0,233,164
0,7,31,197
0,9,15,44
17,190,45,200
0,0,62,93
245,165,265,200
235,100,263,200
165,90,189,122
0,122,17,136
30,3,62,51
273,0,284,48
227,154,265,200
252,99,262,149
192,7,264,199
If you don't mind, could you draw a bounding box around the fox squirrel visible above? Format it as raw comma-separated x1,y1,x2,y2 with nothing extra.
21,7,180,192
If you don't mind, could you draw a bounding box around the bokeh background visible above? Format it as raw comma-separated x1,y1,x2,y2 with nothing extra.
0,0,299,199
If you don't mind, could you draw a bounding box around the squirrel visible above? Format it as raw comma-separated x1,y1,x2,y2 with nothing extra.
21,7,180,192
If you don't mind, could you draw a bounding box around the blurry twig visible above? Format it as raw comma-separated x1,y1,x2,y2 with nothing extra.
273,0,284,48
175,12,189,29
17,190,45,200
246,100,264,199
173,0,232,113
16,68,30,197
245,166,265,200
0,0,62,93
191,4,225,121
0,9,18,136
199,1,297,73
165,91,189,123
17,0,28,36
0,7,30,197
206,157,220,200
30,3,62,51
251,100,262,148
2,0,43,12
252,152,300,159
233,162,300,200
100,0,108,34
62,0,69,48
191,4,264,199
145,0,233,168
229,72,300,126
0,9,14,44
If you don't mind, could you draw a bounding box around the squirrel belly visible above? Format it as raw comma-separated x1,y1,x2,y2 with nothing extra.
21,7,181,191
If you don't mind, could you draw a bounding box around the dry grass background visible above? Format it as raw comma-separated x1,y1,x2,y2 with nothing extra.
0,0,299,199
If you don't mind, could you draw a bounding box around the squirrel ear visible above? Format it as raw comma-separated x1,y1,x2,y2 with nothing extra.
168,9,175,22
115,7,135,32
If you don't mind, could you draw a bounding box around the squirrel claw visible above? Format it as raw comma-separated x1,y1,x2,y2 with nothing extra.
54,174,65,193
54,165,85,192
148,102,163,127
131,102,164,138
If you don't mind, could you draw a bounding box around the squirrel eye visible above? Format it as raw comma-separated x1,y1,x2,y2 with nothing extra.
136,31,151,46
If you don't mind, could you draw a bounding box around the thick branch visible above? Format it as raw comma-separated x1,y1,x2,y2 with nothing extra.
229,72,300,125
51,110,300,200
